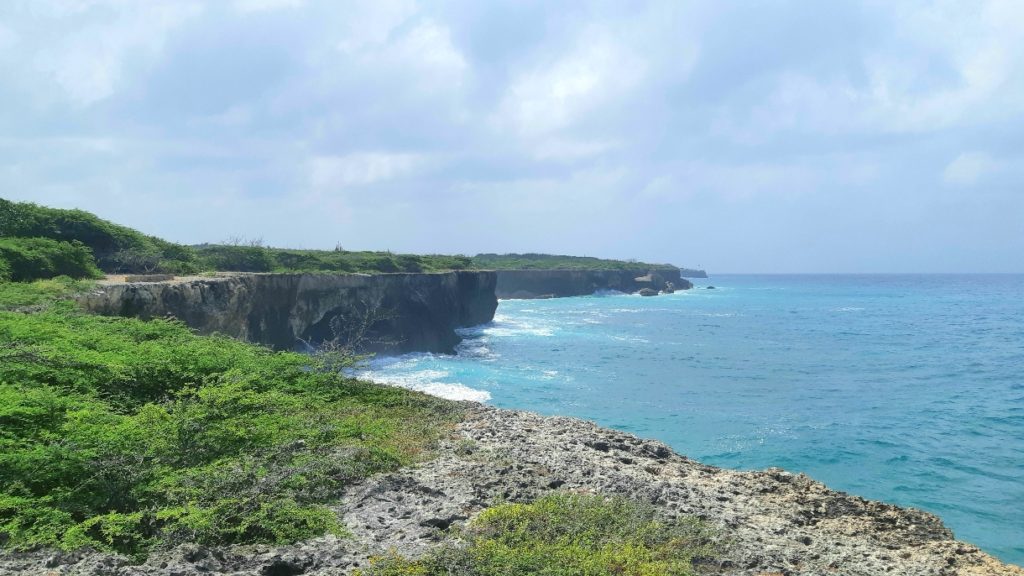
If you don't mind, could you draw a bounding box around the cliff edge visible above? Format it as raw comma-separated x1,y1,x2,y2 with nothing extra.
78,271,497,354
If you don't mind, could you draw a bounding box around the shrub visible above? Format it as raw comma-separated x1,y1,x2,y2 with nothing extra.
0,198,200,274
0,237,102,281
195,245,275,272
361,493,720,576
0,286,463,558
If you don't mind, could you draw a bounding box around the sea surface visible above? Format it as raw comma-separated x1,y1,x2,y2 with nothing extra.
360,274,1024,564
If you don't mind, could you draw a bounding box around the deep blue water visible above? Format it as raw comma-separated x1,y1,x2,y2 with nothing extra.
361,274,1024,564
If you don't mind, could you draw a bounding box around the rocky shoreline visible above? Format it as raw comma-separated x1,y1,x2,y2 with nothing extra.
6,404,1019,576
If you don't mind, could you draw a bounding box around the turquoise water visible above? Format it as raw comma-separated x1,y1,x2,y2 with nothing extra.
361,275,1024,564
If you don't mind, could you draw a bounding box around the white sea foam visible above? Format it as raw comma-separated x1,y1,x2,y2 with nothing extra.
360,368,491,402
481,314,555,337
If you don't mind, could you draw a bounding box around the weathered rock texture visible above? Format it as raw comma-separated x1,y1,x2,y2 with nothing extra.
78,272,497,354
9,405,1020,576
495,269,693,299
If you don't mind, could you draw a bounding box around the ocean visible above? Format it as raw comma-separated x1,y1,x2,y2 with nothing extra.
360,274,1024,564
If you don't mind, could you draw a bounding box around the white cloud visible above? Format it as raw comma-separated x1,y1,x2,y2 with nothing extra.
532,138,618,162
308,152,422,190
234,0,304,13
498,29,647,136
13,2,202,106
718,0,1024,140
943,152,998,186
333,0,418,54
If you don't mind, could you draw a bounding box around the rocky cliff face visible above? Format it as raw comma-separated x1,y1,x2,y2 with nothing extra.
78,272,498,354
495,268,693,299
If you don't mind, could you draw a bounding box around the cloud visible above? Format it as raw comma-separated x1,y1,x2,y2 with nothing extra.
234,0,304,13
0,0,1022,271
943,152,998,186
498,28,646,136
5,2,203,107
308,153,423,190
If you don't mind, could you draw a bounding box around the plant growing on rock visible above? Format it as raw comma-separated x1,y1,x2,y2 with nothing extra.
360,492,720,576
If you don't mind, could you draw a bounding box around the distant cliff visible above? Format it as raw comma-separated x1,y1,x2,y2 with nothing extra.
78,272,497,354
679,268,708,278
494,269,692,299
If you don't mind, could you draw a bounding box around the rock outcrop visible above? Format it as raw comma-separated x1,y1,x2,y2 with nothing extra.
8,405,1020,575
495,269,693,299
78,272,497,354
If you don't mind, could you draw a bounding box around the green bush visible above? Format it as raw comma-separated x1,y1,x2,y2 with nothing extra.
0,286,463,558
195,244,275,272
0,237,102,281
361,493,720,576
0,198,200,274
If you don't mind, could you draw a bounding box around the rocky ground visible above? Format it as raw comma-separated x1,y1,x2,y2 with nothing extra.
4,404,1021,576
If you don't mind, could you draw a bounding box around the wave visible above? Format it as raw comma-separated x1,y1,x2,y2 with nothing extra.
358,367,491,402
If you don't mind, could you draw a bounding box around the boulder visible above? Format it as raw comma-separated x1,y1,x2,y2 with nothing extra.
638,288,658,297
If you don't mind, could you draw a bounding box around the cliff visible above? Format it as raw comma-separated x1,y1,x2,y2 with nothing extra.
78,272,497,354
679,267,708,278
495,268,693,299
9,405,1020,575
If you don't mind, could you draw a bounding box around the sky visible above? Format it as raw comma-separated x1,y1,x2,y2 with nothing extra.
1,0,1022,273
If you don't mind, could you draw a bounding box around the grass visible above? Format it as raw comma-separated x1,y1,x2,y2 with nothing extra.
0,280,463,559
359,493,720,576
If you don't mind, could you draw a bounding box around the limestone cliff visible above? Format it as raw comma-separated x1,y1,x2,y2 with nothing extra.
494,268,693,299
78,272,497,354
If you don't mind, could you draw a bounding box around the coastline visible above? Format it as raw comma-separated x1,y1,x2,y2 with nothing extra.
8,403,1020,575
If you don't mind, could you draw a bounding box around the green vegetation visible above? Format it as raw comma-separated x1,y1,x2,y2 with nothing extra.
472,253,677,272
0,281,462,559
361,493,719,576
0,199,201,275
1,199,679,281
0,237,102,282
194,244,472,274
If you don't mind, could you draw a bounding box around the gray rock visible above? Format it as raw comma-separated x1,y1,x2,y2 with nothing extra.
78,272,497,354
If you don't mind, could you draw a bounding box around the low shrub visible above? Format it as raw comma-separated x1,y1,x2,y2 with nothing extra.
361,493,720,576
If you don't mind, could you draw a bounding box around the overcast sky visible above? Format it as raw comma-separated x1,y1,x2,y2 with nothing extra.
1,0,1022,272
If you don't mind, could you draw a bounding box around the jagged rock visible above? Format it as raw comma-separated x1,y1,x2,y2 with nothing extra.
662,281,676,294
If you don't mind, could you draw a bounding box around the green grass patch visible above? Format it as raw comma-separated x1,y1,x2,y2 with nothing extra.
0,277,95,311
0,281,463,559
361,493,720,576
